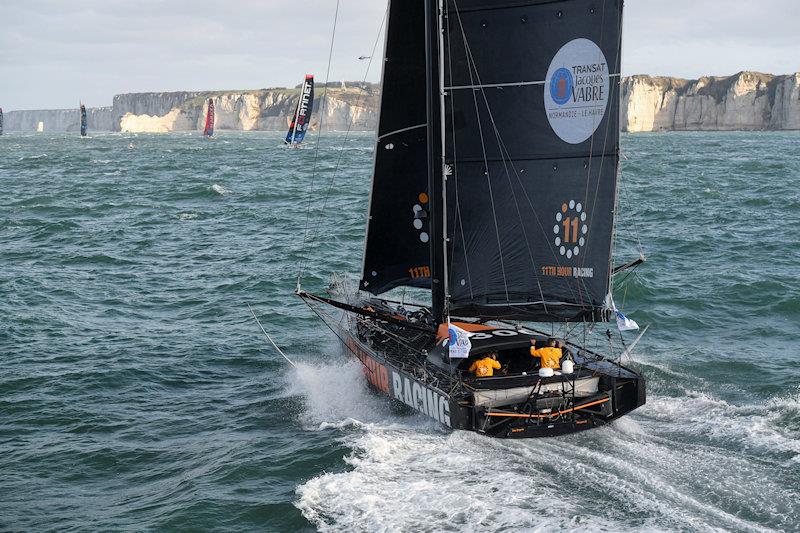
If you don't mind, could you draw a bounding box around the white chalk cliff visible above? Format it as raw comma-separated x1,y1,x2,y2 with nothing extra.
4,74,799,133
621,72,800,132
117,85,380,133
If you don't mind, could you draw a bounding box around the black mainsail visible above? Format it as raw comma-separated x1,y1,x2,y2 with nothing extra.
0,107,3,136
297,0,644,439
361,0,623,323
442,0,622,322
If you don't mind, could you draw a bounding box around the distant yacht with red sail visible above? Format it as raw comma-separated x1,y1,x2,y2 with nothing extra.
203,99,215,139
285,75,314,146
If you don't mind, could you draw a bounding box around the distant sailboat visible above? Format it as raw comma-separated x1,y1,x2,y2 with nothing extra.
285,75,314,146
0,107,3,136
203,99,215,139
80,103,88,137
37,121,44,133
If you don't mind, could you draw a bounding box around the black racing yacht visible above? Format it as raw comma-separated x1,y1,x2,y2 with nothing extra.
298,0,646,438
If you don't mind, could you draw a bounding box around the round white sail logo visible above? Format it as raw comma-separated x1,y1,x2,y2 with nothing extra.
544,38,610,144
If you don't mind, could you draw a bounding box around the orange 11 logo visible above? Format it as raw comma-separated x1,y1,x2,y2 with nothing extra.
553,200,588,259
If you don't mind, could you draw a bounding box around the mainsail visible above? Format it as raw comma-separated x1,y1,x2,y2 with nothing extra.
285,75,314,144
360,0,623,323
80,103,88,137
0,107,3,136
203,99,215,138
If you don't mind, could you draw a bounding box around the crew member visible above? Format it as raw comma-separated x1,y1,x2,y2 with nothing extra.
530,338,563,370
468,352,501,377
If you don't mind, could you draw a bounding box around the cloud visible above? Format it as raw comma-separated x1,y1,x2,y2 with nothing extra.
1,0,797,110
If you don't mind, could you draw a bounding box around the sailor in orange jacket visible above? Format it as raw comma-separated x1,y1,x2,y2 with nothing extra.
530,339,563,369
469,352,501,377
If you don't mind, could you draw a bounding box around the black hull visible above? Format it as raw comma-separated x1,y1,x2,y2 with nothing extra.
338,321,646,439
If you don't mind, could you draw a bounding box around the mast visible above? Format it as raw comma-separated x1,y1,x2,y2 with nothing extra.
425,0,445,324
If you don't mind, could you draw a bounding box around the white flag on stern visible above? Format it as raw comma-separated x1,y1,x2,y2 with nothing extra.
447,323,472,359
615,309,640,331
608,296,640,331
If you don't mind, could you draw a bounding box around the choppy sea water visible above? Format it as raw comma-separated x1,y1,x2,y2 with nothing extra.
0,130,798,532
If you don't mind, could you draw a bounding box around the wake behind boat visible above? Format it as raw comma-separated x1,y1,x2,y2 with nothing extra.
296,0,646,439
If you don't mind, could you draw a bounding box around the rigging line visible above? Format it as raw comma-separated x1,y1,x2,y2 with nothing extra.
589,1,625,310
585,0,620,271
571,0,611,308
305,296,430,364
451,3,582,309
444,0,474,300
617,168,646,255
298,4,388,284
298,0,340,287
453,2,510,301
247,304,296,368
460,40,542,306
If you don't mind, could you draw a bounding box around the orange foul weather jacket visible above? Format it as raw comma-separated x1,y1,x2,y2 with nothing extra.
530,347,563,369
469,357,501,377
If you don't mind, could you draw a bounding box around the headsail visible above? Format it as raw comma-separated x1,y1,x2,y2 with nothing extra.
359,0,623,323
360,0,430,295
80,103,88,137
203,98,215,138
285,75,314,145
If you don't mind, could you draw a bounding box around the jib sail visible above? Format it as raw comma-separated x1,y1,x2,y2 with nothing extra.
360,0,431,295
286,75,314,144
80,103,87,137
203,99,215,137
440,0,623,322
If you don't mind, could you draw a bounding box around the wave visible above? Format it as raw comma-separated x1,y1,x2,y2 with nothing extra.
211,184,230,196
292,360,798,532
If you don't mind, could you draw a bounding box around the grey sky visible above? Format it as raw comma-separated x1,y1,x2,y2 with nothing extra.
1,0,797,110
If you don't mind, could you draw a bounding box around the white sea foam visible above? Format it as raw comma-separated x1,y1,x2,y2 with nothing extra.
211,184,230,196
179,213,198,221
293,361,796,532
18,154,47,161
289,359,393,429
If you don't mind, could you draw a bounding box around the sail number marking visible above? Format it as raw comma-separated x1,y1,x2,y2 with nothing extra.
408,265,431,279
